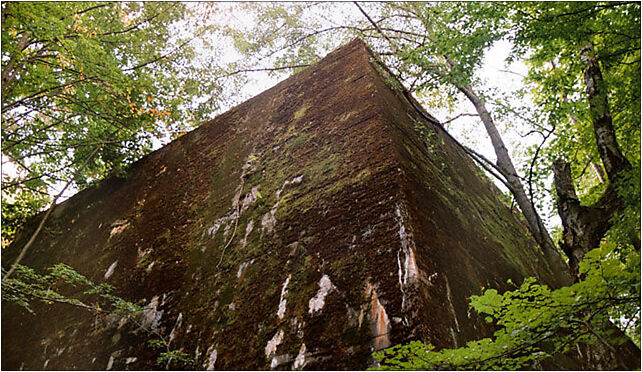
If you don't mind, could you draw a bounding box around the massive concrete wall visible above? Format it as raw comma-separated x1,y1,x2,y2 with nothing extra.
3,39,570,370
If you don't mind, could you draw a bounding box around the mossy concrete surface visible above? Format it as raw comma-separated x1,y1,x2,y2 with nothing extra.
4,39,569,370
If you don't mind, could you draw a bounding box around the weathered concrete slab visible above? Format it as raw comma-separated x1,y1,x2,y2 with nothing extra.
3,39,566,370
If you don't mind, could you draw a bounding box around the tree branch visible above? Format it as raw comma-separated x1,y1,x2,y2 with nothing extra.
3,145,102,281
217,64,311,79
2,75,97,113
526,127,554,223
442,112,479,125
2,31,32,91
580,42,631,179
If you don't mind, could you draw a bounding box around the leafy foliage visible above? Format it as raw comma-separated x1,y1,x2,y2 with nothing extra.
2,263,191,368
373,245,640,370
2,262,122,313
1,2,221,232
509,2,640,215
0,188,47,248
2,2,639,368
361,3,640,367
149,339,195,368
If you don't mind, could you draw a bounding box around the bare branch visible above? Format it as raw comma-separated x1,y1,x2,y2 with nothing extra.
3,145,102,281
442,113,479,125
217,64,311,80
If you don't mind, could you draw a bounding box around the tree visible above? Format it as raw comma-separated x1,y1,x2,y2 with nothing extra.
2,1,639,367
372,2,641,367
1,2,221,245
506,2,640,277
1,2,237,274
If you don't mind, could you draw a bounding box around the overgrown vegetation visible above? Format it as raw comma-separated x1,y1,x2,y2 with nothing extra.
1,2,224,245
372,245,640,369
2,263,193,369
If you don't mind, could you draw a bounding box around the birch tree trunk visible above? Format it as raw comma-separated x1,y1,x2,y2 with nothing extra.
553,42,632,278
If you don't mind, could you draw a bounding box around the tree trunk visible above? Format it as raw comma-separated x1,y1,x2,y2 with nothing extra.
455,82,572,284
552,161,622,277
581,44,631,180
2,31,31,91
553,42,631,278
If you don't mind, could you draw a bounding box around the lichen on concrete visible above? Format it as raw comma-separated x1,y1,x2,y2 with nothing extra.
277,274,291,320
308,274,334,314
293,343,307,369
265,329,284,359
104,260,118,279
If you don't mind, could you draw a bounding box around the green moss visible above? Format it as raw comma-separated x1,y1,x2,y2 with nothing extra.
241,172,264,196
136,252,154,269
290,133,310,148
42,222,63,237
353,168,372,183
287,264,320,314
337,110,358,123
396,123,539,279
294,105,310,120
219,285,235,307
303,153,340,183
369,58,407,99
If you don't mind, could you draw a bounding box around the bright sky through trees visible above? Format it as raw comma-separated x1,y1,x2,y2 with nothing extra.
167,3,548,222
0,2,553,225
